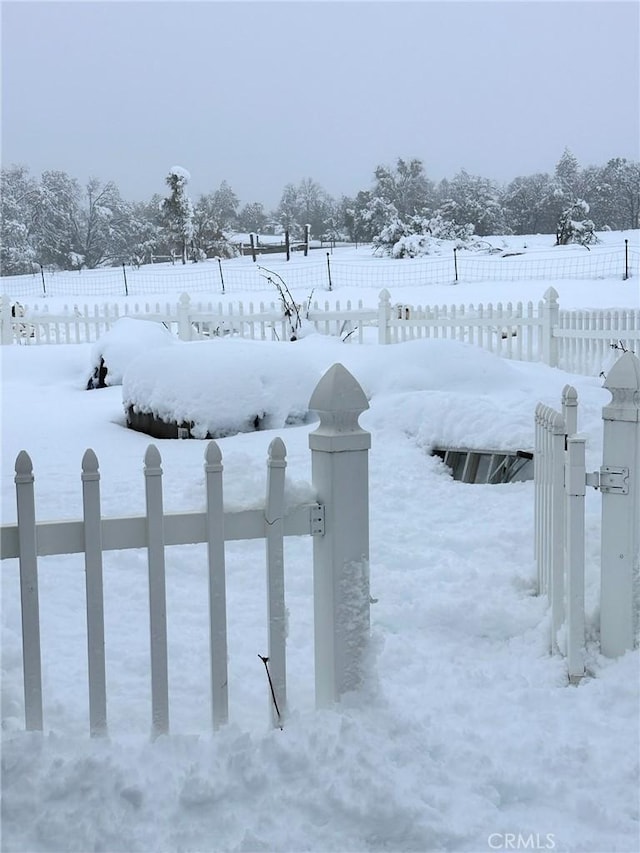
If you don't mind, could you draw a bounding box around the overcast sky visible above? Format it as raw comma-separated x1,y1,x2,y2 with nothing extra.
2,0,639,208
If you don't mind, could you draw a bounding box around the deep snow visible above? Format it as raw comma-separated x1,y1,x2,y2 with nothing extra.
1,240,639,853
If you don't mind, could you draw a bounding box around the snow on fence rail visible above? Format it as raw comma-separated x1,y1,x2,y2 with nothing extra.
534,352,640,681
0,364,372,737
0,241,637,298
3,288,638,377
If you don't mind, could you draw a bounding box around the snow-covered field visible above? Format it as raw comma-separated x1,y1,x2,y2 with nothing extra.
1,237,639,853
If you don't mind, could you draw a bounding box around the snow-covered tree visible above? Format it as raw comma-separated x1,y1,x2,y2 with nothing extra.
555,199,597,246
33,170,83,269
237,201,269,234
434,170,507,236
555,148,582,200
372,158,433,220
274,178,334,238
70,178,131,269
161,166,194,264
583,158,640,230
0,165,39,275
502,172,559,234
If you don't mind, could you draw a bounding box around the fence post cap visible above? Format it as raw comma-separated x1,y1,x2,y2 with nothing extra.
15,450,33,477
379,289,391,303
543,286,559,303
603,352,640,422
81,448,99,473
309,363,370,452
268,436,286,462
603,351,640,392
204,440,222,468
144,444,163,472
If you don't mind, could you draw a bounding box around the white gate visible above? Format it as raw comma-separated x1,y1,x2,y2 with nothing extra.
534,352,640,679
0,363,371,737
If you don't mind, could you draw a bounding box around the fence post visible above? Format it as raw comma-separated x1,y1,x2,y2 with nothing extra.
1,296,13,344
565,435,586,681
562,384,578,436
326,252,333,291
309,363,371,708
14,451,43,731
177,292,192,341
599,352,640,658
624,238,629,281
542,286,559,367
378,289,391,345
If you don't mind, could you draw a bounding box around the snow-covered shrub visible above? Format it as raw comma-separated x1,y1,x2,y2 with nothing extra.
555,200,597,246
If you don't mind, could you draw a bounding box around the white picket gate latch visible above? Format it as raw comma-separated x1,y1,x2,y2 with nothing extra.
586,466,629,494
309,503,325,536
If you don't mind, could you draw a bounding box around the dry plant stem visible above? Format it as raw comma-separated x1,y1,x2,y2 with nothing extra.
258,654,283,729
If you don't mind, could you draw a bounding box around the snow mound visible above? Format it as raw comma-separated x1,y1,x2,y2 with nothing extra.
122,337,322,438
88,318,175,387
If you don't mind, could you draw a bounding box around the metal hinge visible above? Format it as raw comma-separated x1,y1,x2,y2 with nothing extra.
586,466,629,494
310,503,325,536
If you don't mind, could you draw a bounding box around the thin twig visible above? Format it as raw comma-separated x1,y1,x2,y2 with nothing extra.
258,654,283,729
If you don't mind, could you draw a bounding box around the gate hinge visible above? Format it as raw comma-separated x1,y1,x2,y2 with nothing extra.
586,466,629,494
310,503,325,536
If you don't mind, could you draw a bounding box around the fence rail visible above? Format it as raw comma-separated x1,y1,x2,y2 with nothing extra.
3,288,639,377
1,242,637,298
0,363,372,736
534,353,640,679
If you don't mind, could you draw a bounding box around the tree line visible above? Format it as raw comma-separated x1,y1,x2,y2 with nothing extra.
1,149,638,275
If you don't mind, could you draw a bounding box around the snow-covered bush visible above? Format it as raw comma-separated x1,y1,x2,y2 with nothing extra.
555,200,597,246
373,212,476,258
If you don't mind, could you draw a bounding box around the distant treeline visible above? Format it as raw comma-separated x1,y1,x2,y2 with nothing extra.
1,148,638,275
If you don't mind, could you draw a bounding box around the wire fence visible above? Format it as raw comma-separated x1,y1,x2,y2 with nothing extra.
1,242,637,299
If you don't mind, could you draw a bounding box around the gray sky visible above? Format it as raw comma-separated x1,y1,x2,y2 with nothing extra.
2,0,639,208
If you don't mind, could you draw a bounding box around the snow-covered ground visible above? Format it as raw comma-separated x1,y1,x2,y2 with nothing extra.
1,242,639,853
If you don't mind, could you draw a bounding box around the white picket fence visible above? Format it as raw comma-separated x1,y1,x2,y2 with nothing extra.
2,288,638,377
0,363,372,736
534,352,640,680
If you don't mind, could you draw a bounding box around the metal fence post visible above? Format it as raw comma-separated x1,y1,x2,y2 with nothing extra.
599,352,640,657
309,363,371,708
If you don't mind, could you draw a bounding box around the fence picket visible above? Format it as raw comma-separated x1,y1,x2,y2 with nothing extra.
265,437,287,725
565,436,586,681
143,444,170,736
81,449,108,735
204,441,228,729
14,451,43,731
